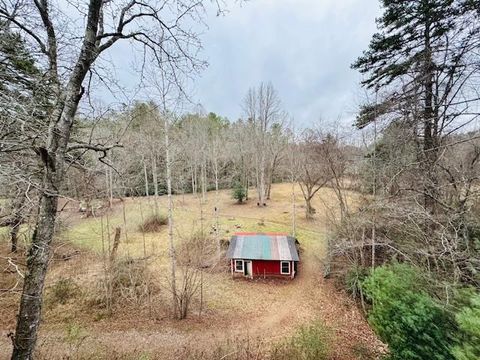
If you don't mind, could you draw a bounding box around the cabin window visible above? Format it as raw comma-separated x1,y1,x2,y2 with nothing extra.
280,261,290,275
235,260,244,272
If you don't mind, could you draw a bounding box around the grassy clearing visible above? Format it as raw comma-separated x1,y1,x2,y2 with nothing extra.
0,183,379,359
61,184,331,260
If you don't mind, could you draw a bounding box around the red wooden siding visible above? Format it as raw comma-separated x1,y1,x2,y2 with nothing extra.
252,260,285,276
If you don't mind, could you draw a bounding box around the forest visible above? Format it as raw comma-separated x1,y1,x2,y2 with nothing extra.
1,1,480,359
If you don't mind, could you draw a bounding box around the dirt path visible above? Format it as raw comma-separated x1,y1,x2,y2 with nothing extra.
0,253,378,359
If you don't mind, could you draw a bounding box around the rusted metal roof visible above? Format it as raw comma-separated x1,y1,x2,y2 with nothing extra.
226,232,299,261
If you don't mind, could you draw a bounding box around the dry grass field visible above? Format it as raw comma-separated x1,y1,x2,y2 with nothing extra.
0,183,382,359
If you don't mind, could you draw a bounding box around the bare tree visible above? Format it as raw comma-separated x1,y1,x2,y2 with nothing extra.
265,123,287,200
242,82,284,206
164,111,177,318
0,1,217,357
208,114,229,260
298,130,335,218
284,125,301,237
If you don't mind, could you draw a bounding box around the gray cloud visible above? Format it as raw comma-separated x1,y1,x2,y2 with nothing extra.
194,0,382,126
91,1,381,128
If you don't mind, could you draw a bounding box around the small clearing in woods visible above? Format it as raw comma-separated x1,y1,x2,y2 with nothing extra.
0,183,382,359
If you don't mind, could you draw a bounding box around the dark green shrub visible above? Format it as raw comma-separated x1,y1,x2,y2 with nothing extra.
452,289,480,360
362,264,455,360
232,183,246,203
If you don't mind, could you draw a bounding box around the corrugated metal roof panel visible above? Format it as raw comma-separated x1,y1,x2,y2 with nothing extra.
226,233,299,261
242,236,260,259
226,235,237,258
276,235,290,260
270,236,279,260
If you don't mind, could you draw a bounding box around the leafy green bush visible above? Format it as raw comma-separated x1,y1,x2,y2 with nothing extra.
362,264,455,360
452,289,480,360
232,182,246,203
270,321,331,360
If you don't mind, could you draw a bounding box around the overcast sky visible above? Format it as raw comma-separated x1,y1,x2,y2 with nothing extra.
191,0,382,127
98,0,383,128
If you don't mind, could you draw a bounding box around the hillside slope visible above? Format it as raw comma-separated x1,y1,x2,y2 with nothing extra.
0,183,383,359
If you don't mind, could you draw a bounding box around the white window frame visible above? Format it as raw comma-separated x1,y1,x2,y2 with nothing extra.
280,261,290,275
235,260,244,273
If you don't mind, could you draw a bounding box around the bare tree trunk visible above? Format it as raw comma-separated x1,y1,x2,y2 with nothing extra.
105,167,110,208
371,97,378,269
152,155,159,214
201,158,207,203
192,165,197,195
305,196,315,219
288,130,298,237
291,181,297,238
244,162,249,201
143,156,149,197
109,167,114,206
266,156,278,200
266,179,272,200
191,167,195,195
422,19,438,216
10,222,20,253
152,155,158,197
165,114,177,318
200,196,205,234
259,149,266,206
12,190,57,359
7,0,218,354
299,182,316,219
331,176,348,222
214,158,220,260
12,3,103,356
109,227,121,263
255,160,260,203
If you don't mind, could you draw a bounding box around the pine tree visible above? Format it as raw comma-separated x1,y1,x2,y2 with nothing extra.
353,0,480,214
0,21,40,88
0,22,50,252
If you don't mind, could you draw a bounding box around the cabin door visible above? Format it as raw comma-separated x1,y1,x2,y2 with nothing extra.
244,261,252,277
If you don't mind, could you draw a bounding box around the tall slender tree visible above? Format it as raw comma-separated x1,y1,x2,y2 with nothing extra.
243,82,283,206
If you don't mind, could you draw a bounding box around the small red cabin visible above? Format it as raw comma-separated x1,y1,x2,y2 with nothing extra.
226,232,299,279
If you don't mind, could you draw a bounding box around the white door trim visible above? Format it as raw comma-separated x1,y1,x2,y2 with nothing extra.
244,260,253,278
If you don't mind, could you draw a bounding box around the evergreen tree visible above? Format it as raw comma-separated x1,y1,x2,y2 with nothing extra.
0,21,50,152
353,0,480,214
0,22,51,252
232,182,247,203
